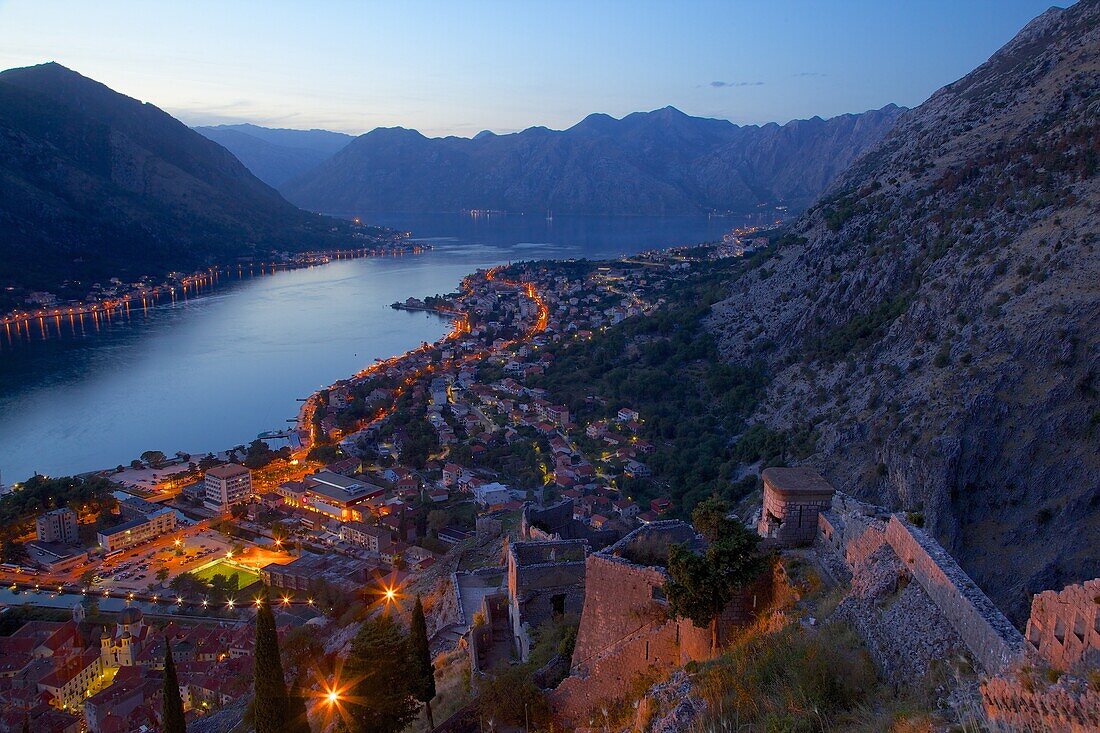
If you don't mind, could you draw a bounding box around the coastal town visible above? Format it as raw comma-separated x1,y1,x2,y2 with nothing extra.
1,223,1097,733
0,233,743,730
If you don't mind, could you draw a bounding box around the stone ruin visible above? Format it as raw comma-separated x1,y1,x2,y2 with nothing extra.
816,491,1027,683
521,498,620,549
507,539,588,661
1025,577,1100,673
534,464,1099,731
548,521,771,728
757,466,836,547
980,578,1100,732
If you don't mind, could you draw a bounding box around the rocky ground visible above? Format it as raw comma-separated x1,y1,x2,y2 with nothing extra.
708,1,1100,622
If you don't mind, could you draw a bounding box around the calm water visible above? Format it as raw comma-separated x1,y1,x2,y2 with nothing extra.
0,213,761,482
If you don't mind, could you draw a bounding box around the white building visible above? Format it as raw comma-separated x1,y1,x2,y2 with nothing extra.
203,463,253,513
36,507,79,544
97,507,177,553
473,481,511,508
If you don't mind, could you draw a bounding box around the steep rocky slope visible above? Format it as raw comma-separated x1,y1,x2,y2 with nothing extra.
709,2,1100,621
281,105,903,216
0,63,349,293
194,123,352,187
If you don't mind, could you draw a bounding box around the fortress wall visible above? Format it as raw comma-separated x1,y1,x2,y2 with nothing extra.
885,516,1029,674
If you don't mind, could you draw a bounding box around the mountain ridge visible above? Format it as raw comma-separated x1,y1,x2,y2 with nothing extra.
0,62,352,300
280,104,905,216
193,123,353,187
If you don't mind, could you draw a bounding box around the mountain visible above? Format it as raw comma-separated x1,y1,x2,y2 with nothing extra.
280,105,905,216
193,123,353,188
709,2,1100,620
0,63,351,296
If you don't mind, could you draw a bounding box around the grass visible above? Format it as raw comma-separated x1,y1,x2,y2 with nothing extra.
191,559,260,588
688,620,944,733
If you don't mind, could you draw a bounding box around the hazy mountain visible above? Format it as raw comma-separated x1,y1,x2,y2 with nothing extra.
709,2,1100,620
194,123,353,188
0,63,351,294
280,105,904,216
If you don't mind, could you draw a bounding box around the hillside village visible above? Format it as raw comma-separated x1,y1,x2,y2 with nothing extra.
2,234,1096,732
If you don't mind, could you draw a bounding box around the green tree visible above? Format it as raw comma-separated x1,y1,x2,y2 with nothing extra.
664,496,764,651
286,672,314,733
141,450,167,467
254,593,290,733
339,613,417,733
162,638,186,733
408,596,436,728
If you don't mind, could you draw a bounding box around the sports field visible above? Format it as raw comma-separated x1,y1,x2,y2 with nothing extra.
191,559,260,588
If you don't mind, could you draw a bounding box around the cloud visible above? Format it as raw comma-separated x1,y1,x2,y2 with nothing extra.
709,80,764,88
792,71,828,78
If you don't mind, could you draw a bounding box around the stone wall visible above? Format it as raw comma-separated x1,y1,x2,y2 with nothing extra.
885,516,1030,674
549,521,770,727
550,552,680,727
1025,578,1100,672
507,539,588,661
981,674,1100,732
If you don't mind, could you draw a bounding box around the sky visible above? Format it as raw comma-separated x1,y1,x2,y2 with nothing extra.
0,0,1066,137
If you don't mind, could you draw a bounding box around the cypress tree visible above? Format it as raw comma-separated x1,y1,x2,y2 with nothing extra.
162,638,186,733
408,595,437,729
253,592,290,733
285,672,313,733
341,613,418,733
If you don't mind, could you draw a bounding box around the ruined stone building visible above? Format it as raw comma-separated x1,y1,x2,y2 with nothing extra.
757,466,835,546
549,521,768,727
1025,578,1100,672
520,499,619,549
506,539,588,661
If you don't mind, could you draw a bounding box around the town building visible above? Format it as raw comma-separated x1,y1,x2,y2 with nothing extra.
36,507,79,544
96,507,177,553
203,463,253,513
260,553,375,594
339,522,394,554
299,470,384,522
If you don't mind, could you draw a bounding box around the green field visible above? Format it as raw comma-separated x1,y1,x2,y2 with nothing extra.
191,559,260,588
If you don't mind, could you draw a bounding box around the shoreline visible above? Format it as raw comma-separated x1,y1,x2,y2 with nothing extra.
0,242,432,332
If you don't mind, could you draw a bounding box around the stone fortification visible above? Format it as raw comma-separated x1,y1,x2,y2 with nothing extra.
549,521,767,728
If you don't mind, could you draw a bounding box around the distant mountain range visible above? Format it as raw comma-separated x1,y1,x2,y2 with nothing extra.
0,63,352,297
710,1,1100,620
193,123,353,188
278,105,904,216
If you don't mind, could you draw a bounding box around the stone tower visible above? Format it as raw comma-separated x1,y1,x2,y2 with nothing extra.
757,466,835,547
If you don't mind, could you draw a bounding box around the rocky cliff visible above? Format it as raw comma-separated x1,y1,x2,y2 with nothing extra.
708,1,1100,621
280,105,904,216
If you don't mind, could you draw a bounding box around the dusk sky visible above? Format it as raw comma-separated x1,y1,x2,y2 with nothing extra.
0,0,1064,137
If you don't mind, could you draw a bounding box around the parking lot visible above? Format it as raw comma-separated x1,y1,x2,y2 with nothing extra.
93,529,236,592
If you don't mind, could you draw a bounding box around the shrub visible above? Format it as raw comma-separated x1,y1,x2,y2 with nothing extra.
691,622,878,731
